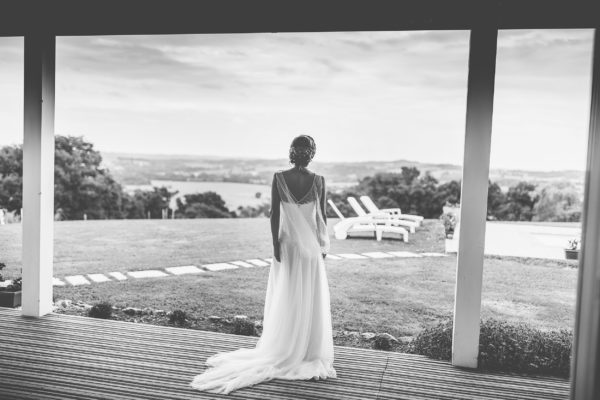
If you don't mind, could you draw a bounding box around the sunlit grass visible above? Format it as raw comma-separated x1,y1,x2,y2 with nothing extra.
0,218,576,342
0,218,444,276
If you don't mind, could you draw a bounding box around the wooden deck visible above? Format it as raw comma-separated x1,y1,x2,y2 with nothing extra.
0,308,569,400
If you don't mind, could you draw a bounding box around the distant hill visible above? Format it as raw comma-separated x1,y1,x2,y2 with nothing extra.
101,152,585,192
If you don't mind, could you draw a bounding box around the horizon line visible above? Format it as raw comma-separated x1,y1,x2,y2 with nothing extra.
101,150,586,174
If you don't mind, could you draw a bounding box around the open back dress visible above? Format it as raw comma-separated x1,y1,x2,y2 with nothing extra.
190,171,336,394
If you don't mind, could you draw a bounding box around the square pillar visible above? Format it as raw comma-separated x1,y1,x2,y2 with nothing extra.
452,27,498,368
571,28,600,400
22,34,56,317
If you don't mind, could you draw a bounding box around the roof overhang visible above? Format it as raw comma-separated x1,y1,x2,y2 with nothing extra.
1,0,599,37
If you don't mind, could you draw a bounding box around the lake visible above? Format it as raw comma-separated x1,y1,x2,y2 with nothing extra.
124,180,271,210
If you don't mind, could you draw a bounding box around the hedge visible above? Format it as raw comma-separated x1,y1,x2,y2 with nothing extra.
409,318,572,377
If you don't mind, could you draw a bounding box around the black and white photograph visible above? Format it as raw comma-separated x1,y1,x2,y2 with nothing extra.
0,1,599,399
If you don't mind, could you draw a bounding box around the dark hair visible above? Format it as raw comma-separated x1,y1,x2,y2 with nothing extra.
289,135,316,167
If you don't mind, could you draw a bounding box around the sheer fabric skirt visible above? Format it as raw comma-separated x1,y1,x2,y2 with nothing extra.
190,228,337,394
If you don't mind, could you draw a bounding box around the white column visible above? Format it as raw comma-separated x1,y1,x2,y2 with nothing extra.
571,28,600,400
452,28,498,368
22,34,56,317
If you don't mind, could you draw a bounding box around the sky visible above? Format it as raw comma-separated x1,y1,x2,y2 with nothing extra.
0,29,594,171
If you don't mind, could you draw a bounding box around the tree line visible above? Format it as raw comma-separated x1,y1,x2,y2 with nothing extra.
328,167,582,222
1,137,581,222
0,136,261,221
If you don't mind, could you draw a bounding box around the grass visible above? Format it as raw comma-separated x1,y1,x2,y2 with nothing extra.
50,254,576,346
0,218,444,277
0,218,577,349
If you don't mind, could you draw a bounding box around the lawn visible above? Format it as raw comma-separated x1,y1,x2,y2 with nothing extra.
50,252,577,337
0,218,577,348
0,218,444,277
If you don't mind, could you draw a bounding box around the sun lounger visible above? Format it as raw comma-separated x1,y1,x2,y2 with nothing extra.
347,197,417,233
359,195,424,226
328,199,408,242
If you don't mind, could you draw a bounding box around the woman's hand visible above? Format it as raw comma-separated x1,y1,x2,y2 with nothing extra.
273,241,281,262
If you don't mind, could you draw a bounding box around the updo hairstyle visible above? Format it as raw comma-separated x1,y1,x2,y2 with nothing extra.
289,135,316,167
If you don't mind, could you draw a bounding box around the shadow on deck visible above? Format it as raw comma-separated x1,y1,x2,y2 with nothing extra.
0,308,569,399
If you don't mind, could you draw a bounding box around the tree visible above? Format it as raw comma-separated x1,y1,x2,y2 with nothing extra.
401,166,421,186
409,172,441,217
348,169,454,218
176,191,234,218
376,195,399,209
0,136,129,219
53,136,126,219
0,145,23,214
496,181,539,221
327,190,360,218
487,181,506,220
124,186,178,219
237,203,270,217
436,180,461,207
533,184,582,222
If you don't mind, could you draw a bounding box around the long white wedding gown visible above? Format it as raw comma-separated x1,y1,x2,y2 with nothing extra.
190,171,337,394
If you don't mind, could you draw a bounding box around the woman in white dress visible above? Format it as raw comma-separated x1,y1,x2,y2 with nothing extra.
190,135,337,394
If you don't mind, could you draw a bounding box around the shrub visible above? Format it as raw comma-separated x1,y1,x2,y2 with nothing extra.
478,319,572,376
567,238,579,251
169,310,187,326
232,318,257,336
0,262,22,291
88,302,113,319
6,277,21,291
372,333,398,351
409,318,573,377
409,319,453,360
440,212,457,238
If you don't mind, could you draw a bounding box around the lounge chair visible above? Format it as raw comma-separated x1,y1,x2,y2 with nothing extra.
347,197,417,233
359,195,424,226
328,199,408,242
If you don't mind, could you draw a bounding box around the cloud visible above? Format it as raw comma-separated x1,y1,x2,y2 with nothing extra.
0,30,594,170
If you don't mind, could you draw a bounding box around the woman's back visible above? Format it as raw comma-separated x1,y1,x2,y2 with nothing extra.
275,169,329,255
280,169,317,202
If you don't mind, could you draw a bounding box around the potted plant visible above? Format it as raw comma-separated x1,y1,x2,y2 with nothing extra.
441,204,460,253
0,262,22,308
565,239,580,260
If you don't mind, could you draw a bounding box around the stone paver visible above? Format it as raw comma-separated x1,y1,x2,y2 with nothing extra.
108,272,127,281
386,251,423,258
336,253,368,259
362,252,395,258
127,270,168,279
421,252,447,257
52,277,66,286
231,261,255,268
64,275,90,286
165,265,204,275
87,273,111,283
203,263,238,271
56,250,459,287
246,259,270,267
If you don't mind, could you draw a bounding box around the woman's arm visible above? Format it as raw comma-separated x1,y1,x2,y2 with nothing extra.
270,173,281,262
320,176,327,259
320,175,327,225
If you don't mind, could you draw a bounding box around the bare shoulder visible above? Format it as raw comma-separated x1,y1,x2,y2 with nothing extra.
316,174,326,189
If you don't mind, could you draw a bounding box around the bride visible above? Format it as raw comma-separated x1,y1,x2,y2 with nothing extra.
190,135,337,394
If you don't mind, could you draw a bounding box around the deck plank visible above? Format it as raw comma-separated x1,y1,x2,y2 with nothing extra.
0,308,569,399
